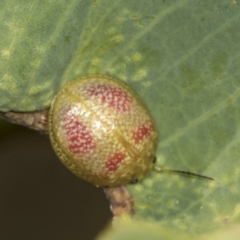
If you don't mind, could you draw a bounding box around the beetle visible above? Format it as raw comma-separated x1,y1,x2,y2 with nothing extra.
48,75,213,187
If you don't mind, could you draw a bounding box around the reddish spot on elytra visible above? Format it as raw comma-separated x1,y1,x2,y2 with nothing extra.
105,151,126,175
63,114,95,154
132,123,153,144
85,83,132,112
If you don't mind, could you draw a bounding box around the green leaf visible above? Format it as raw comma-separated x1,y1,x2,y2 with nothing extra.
0,0,91,111
97,217,240,240
97,217,192,240
1,0,240,237
125,0,240,235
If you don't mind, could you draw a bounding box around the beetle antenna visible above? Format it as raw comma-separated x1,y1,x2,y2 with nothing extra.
154,166,214,181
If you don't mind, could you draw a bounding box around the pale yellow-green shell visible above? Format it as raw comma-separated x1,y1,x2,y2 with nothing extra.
48,75,158,187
